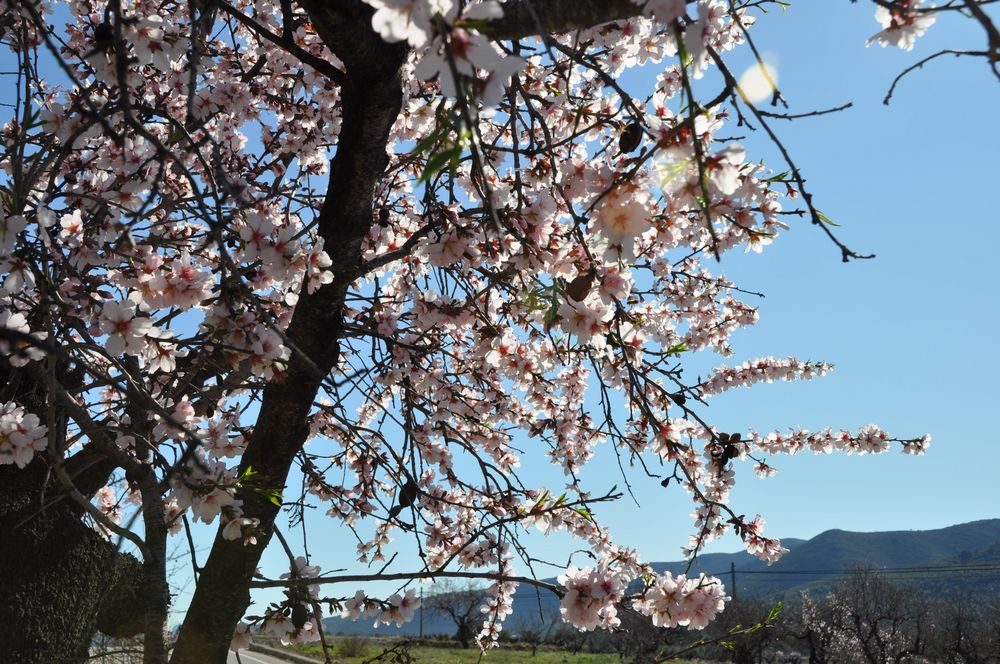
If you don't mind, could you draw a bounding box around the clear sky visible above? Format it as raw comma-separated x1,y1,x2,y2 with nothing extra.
4,0,998,621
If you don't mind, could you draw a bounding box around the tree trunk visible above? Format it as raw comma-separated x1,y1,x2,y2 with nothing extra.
0,461,144,664
169,5,408,660
0,362,144,664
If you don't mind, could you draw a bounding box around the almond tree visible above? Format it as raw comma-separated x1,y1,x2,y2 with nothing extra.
1,1,989,663
424,579,486,648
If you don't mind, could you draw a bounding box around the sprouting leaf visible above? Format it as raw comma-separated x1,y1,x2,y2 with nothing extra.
768,601,783,623
665,342,689,356
412,131,443,157
235,466,259,486
816,210,841,227
168,124,186,145
24,107,43,131
419,145,462,183
543,296,561,327
257,487,284,507
656,158,692,190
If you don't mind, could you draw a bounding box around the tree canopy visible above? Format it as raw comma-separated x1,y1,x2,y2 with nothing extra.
1,0,992,662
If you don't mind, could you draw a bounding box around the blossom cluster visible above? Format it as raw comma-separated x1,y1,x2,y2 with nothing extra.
558,565,626,631
633,571,729,629
0,400,47,469
254,557,325,647
365,0,523,103
340,588,422,628
700,356,833,396
749,426,931,457
867,0,937,51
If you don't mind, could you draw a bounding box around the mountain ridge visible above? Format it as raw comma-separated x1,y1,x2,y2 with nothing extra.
323,518,1000,636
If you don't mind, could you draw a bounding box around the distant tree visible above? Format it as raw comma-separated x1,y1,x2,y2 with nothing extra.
423,580,486,648
788,593,839,664
707,598,776,664
926,596,1000,664
511,615,559,657
548,624,589,656
606,606,680,664
827,566,930,664
511,616,561,657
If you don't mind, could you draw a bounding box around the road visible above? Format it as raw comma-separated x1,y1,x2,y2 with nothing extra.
229,648,299,664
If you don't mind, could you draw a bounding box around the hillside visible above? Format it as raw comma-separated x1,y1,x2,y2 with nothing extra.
323,519,1000,636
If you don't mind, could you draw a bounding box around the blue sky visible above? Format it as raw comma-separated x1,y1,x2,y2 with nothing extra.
3,0,997,619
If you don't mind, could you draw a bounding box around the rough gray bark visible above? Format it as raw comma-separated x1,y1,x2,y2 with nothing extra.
491,0,652,40
0,460,144,664
0,360,147,664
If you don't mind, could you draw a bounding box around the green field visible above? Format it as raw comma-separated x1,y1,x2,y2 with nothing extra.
279,639,675,663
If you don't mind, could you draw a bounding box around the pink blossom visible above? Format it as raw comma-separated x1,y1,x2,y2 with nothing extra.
100,300,152,356
375,588,421,627
557,565,622,631
229,622,252,652
0,401,48,469
868,1,936,51
593,186,652,245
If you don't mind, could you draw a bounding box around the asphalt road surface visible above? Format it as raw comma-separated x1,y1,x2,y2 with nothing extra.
228,649,296,664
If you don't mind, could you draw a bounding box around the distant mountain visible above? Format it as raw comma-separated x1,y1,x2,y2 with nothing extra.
324,519,1000,636
726,519,1000,598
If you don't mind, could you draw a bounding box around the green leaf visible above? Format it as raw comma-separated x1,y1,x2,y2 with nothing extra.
258,487,284,507
419,145,462,183
411,122,452,156
167,124,186,145
235,466,259,485
815,210,841,227
23,107,43,131
412,132,442,157
543,296,560,327
665,342,689,356
763,170,789,183
767,601,783,623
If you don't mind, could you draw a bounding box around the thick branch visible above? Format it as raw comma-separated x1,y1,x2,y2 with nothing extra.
489,0,651,40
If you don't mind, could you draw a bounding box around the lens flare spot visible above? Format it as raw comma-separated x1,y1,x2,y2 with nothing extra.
738,62,779,104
